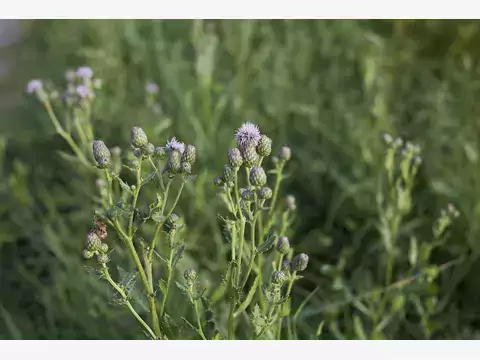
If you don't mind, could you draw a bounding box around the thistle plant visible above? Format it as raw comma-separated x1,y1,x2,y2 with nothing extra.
213,122,307,340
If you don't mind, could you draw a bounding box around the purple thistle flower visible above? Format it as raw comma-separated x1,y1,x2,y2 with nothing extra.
77,66,93,79
76,85,92,99
27,79,43,94
235,122,261,150
166,137,185,153
145,82,159,94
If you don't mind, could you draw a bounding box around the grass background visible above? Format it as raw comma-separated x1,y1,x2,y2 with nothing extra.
2,19,480,339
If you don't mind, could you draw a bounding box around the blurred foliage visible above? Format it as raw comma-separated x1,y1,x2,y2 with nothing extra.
2,19,480,339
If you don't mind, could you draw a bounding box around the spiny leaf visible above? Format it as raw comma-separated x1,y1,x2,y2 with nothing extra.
172,244,185,268
201,296,220,340
251,304,265,336
256,232,276,254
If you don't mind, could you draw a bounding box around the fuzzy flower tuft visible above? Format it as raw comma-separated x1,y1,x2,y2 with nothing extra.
77,66,94,79
145,82,159,94
27,79,43,94
235,122,261,150
166,137,185,153
76,84,92,99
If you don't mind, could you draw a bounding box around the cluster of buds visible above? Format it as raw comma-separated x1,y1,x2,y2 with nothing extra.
83,218,110,264
161,137,196,176
130,126,156,160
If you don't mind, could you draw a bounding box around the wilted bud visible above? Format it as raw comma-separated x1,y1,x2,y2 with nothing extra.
167,150,182,174
228,148,243,168
182,145,196,165
131,126,149,148
257,187,273,200
223,165,234,182
292,253,309,272
97,253,109,265
249,166,267,187
256,135,272,157
184,268,197,284
242,145,260,168
92,140,111,163
276,236,290,255
82,249,94,259
165,213,180,231
240,188,255,202
181,162,192,174
271,270,287,285
278,146,291,162
85,232,101,252
141,143,155,157
213,176,224,187
154,146,166,160
100,243,109,253
285,195,297,212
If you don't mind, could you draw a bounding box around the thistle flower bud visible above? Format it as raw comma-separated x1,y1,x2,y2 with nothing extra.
182,145,196,165
223,165,234,182
181,162,192,175
133,148,142,158
184,268,197,284
141,142,155,157
85,232,101,252
82,249,94,259
286,195,297,212
281,260,291,271
167,150,182,174
97,157,111,169
249,165,267,187
240,188,255,202
279,146,291,162
256,135,272,157
154,146,166,160
92,140,111,163
228,148,243,168
276,236,290,255
271,270,287,285
213,176,224,187
100,243,109,253
292,253,309,272
131,126,149,148
257,187,273,200
97,253,109,264
165,213,180,231
242,145,260,168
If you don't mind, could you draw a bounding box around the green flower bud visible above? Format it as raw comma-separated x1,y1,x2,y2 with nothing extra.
97,157,111,169
276,236,290,255
133,148,142,158
92,140,111,163
141,142,155,157
100,243,109,253
131,126,149,148
249,165,267,187
97,253,109,265
165,213,180,231
213,176,224,187
154,146,166,160
256,135,272,157
257,187,272,200
228,148,243,168
281,260,291,271
182,145,197,165
242,145,260,168
271,270,287,285
223,164,234,182
167,150,182,174
82,249,94,259
286,195,297,212
85,231,101,251
181,162,192,175
279,146,291,162
240,188,255,202
184,268,197,284
292,253,309,272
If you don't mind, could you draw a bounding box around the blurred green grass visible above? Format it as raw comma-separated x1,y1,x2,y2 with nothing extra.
2,19,480,339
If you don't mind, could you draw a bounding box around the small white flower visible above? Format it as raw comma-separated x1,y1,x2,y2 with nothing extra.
27,79,43,94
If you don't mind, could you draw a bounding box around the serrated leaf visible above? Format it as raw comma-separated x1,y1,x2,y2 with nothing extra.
256,232,276,254
251,304,265,335
134,294,149,313
235,275,260,317
114,176,133,194
172,244,185,268
353,315,367,340
175,281,189,294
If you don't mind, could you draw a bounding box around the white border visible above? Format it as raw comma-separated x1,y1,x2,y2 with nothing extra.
1,0,479,19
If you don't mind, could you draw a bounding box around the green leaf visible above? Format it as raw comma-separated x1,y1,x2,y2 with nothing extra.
172,244,185,268
151,211,166,223
294,286,319,321
251,304,265,336
353,315,367,340
141,170,158,186
316,321,325,338
114,175,133,194
256,232,276,254
235,275,260,317
175,281,189,294
159,279,168,297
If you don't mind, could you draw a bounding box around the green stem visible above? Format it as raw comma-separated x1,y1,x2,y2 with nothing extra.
228,299,236,339
268,162,285,216
101,265,156,339
104,169,113,206
160,245,174,316
276,271,297,339
241,216,257,289
128,163,143,237
189,290,207,340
